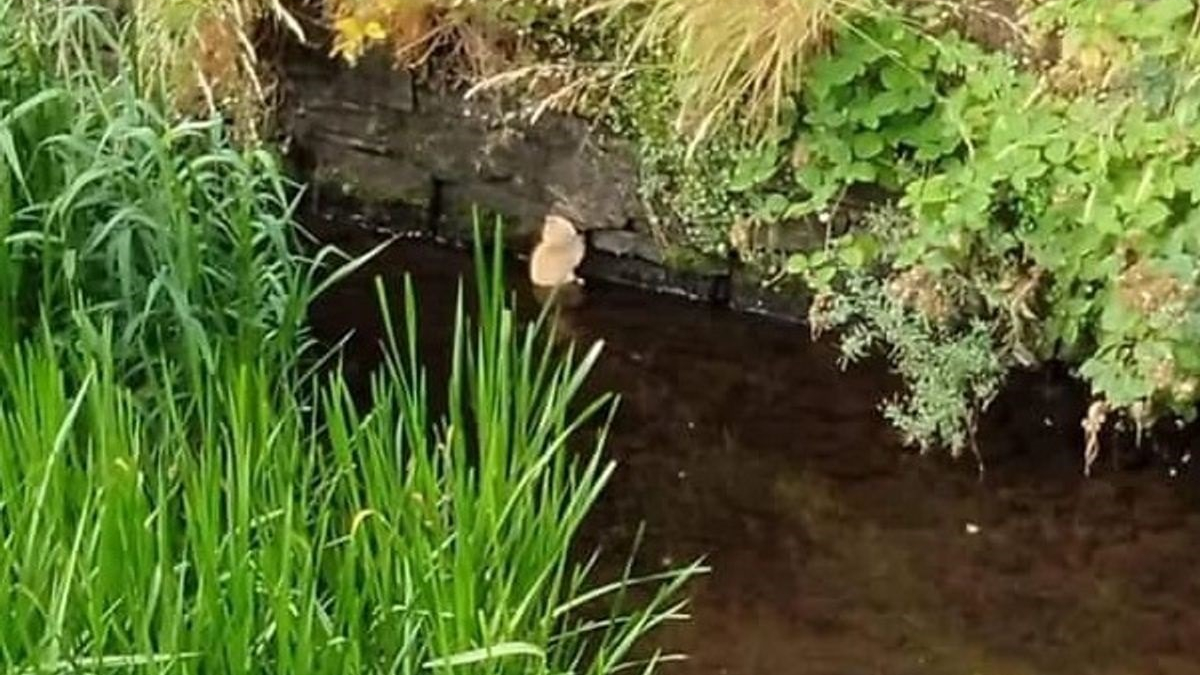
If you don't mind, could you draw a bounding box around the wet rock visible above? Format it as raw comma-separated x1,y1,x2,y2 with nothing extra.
729,270,809,324
303,185,430,239
590,230,664,265
578,251,723,303
311,145,434,207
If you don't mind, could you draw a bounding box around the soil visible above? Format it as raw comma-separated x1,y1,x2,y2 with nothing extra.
308,220,1200,675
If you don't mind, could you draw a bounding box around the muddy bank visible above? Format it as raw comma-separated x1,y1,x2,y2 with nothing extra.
308,218,1200,675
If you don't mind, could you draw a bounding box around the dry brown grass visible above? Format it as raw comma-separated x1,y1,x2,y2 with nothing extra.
127,0,304,137
323,0,562,77
581,0,868,150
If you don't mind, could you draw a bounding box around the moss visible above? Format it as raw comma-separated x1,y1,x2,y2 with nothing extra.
598,64,756,261
660,244,728,276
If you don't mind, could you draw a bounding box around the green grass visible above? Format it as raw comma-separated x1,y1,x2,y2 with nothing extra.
0,264,700,674
0,0,319,381
0,2,699,672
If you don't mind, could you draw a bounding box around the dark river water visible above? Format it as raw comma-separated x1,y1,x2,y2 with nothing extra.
309,222,1200,675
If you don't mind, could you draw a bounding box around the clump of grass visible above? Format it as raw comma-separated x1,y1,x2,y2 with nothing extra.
118,0,304,135
0,0,370,386
582,0,868,150
0,243,701,674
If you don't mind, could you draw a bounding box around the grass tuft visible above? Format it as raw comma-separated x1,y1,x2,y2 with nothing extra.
582,0,868,151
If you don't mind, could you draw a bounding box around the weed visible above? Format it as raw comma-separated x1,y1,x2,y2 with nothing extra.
121,0,305,135
802,210,1007,457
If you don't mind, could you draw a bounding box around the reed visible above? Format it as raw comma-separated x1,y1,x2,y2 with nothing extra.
0,247,700,673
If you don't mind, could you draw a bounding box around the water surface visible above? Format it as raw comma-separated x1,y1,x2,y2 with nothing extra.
310,228,1200,675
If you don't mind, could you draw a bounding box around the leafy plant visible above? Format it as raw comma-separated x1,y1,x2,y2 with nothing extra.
789,14,970,214
783,0,1200,461
797,209,1007,457
1024,0,1198,95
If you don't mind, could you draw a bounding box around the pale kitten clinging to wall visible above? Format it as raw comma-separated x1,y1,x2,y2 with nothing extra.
529,215,585,288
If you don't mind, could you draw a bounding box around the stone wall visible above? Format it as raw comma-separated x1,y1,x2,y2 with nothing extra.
276,41,808,321
278,42,645,237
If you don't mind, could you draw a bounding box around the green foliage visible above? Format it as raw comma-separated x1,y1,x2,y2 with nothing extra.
1025,0,1198,97
791,15,956,212
602,67,750,255
0,1,319,384
812,274,1005,456
798,210,1006,456
583,0,867,151
0,269,700,674
783,0,1200,452
596,8,953,265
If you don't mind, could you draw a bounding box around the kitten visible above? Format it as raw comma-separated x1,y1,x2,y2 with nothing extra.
529,215,585,288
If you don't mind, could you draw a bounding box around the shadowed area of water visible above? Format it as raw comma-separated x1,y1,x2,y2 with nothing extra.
309,225,1200,675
